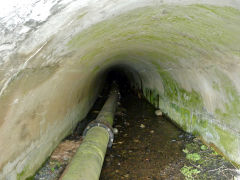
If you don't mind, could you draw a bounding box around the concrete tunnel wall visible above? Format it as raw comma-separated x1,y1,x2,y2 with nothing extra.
0,0,240,178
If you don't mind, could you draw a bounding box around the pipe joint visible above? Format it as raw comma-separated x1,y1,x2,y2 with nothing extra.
83,120,114,147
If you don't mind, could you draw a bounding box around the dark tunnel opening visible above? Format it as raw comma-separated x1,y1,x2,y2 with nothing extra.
105,68,132,97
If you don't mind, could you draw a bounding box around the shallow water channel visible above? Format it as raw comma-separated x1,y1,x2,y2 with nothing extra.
35,87,239,180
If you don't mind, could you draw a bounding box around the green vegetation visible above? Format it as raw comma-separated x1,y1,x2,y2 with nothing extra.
200,145,208,151
180,165,200,180
186,153,201,162
214,70,240,127
180,138,237,179
183,144,201,162
183,148,189,154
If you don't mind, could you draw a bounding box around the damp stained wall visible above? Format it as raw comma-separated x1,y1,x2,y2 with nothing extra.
0,0,240,179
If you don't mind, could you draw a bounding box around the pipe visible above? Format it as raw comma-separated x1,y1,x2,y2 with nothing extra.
60,83,120,180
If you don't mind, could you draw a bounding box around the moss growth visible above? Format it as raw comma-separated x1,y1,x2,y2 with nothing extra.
80,47,104,62
17,168,34,180
25,176,34,180
160,71,203,110
17,165,33,180
17,170,25,180
186,143,199,152
92,65,100,73
181,138,238,179
180,165,200,180
214,124,237,155
214,70,240,128
143,64,205,133
200,145,208,151
186,153,201,162
199,119,208,129
68,4,240,63
77,12,88,20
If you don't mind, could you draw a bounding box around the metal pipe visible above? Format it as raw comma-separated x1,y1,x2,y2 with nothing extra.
60,83,120,180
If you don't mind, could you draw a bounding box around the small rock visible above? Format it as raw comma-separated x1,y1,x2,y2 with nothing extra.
133,139,139,143
150,130,154,134
179,134,184,138
113,128,118,134
118,107,127,113
193,137,199,142
155,109,162,116
92,110,99,114
140,124,145,128
115,111,126,116
124,122,130,126
63,156,68,161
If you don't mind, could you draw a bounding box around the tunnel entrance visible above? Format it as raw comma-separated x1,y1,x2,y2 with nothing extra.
106,68,131,96
34,69,238,180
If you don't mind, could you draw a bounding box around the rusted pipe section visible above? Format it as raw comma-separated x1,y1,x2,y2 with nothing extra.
60,83,120,180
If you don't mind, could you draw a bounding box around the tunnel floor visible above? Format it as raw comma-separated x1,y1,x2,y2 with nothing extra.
101,91,186,179
100,91,238,180
34,86,238,180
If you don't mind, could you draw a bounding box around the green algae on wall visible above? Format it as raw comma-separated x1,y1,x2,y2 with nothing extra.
214,69,240,130
143,63,204,130
141,79,240,166
138,61,240,165
68,4,240,63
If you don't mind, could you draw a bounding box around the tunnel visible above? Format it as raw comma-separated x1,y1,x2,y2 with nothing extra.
0,0,240,179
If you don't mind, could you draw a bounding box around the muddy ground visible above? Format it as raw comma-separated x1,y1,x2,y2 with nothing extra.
34,87,239,180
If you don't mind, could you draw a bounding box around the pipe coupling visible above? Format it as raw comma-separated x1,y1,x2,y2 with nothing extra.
83,120,114,147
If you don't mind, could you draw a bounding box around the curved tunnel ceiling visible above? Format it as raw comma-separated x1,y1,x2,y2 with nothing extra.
0,0,240,178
